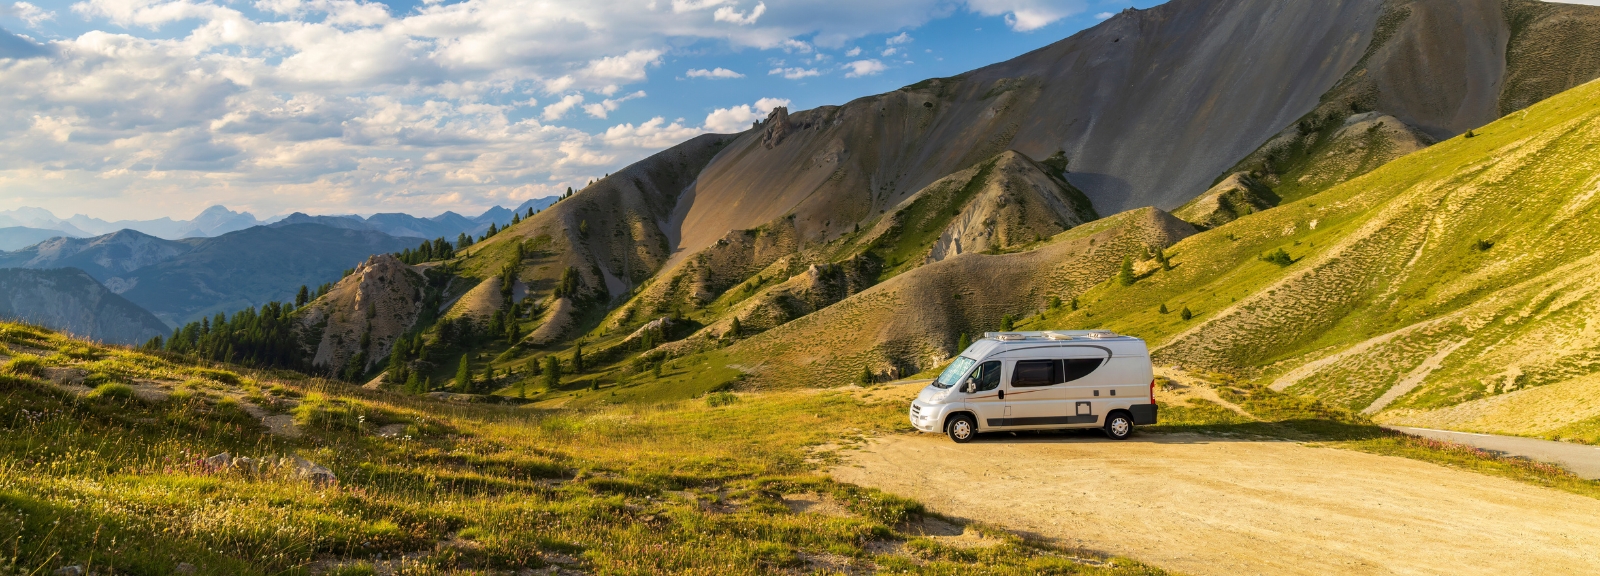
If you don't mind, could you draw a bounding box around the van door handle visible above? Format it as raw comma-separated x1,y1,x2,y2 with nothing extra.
998,390,1005,401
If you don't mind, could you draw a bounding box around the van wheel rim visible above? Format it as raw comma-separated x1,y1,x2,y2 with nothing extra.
953,421,971,439
1110,418,1130,436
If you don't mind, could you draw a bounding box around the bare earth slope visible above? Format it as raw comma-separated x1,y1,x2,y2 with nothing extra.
674,0,1384,257
834,434,1600,576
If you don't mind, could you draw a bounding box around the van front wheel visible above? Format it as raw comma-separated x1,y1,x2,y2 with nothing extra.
947,415,976,443
1104,412,1134,440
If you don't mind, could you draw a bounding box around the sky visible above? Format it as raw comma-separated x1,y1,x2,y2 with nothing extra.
0,0,1167,221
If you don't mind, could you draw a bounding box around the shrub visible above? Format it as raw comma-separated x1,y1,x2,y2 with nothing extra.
1260,248,1294,267
1181,307,1194,321
706,391,738,407
85,382,135,400
1472,239,1495,252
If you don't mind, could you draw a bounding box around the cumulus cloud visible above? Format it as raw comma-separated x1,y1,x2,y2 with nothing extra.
844,46,861,57
582,90,646,119
713,2,764,25
769,66,820,79
702,97,789,132
542,94,586,120
886,32,912,45
965,0,1085,31
686,67,744,79
9,2,55,28
842,59,885,77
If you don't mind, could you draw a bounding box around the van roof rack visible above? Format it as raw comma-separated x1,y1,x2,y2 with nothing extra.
1084,330,1119,339
1043,331,1074,341
993,332,1028,341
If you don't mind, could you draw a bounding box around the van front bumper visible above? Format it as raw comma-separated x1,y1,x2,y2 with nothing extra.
909,402,941,433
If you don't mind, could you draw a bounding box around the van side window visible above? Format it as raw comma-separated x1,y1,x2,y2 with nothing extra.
972,361,1002,392
1011,360,1056,387
1062,358,1104,383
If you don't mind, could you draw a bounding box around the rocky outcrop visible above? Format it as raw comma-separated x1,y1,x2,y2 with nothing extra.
295,254,427,373
0,268,170,345
760,107,793,149
1174,173,1282,229
923,151,1097,262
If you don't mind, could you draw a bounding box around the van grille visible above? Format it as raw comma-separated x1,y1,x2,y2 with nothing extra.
910,404,922,417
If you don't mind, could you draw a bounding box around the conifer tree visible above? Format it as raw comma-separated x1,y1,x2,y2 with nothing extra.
455,355,471,392
729,317,742,338
1000,315,1015,331
543,356,561,390
957,333,971,353
1181,307,1194,321
1155,248,1171,270
572,345,584,373
858,366,874,386
1118,256,1136,286
295,285,310,307
1159,303,1169,314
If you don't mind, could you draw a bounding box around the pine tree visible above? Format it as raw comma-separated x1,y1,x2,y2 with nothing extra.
527,356,542,376
572,345,584,373
957,333,971,353
1181,307,1193,321
1118,256,1136,286
858,366,874,386
295,285,310,307
1159,303,1169,314
405,371,421,394
1155,248,1171,270
652,362,663,378
729,317,742,338
1071,298,1080,311
1000,315,1015,331
455,355,471,392
543,356,562,390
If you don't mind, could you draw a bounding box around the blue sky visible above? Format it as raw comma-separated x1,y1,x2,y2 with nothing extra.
0,0,1160,220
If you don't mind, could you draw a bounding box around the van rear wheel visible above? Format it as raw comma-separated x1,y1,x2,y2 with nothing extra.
947,414,976,443
1104,412,1134,440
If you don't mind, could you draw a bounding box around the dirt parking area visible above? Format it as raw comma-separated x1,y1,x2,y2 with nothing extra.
831,433,1600,575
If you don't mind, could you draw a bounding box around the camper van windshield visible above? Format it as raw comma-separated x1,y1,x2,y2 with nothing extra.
933,357,977,389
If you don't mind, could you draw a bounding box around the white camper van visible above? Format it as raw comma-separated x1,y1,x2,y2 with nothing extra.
908,331,1157,443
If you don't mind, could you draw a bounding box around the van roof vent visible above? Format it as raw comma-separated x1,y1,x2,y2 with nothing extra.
1084,330,1119,339
994,332,1029,341
1043,331,1074,341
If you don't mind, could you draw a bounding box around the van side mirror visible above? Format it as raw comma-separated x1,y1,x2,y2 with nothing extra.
964,378,976,393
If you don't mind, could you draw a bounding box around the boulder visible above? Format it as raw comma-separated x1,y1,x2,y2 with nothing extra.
285,456,337,487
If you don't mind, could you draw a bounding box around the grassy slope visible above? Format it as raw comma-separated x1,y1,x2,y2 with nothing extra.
0,321,1170,575
1036,78,1600,432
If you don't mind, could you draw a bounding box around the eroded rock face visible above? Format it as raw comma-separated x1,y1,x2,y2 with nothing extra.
295,254,427,373
925,151,1098,263
761,106,793,149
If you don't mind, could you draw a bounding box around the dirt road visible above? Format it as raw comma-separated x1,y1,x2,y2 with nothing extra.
831,433,1600,575
1386,425,1600,480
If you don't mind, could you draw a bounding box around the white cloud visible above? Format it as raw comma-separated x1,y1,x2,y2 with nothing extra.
582,90,646,119
686,67,744,79
842,59,885,78
542,94,585,120
702,96,789,132
2,0,1050,219
880,47,898,57
769,66,820,79
844,47,861,57
1095,11,1112,19
713,1,764,25
965,0,1085,31
10,1,55,28
886,32,912,45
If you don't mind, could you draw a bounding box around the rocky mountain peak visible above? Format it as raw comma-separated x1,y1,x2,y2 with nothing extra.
761,106,793,149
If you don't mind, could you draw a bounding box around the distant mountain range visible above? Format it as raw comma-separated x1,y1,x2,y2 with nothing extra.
0,268,171,345
0,224,424,327
0,197,557,245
